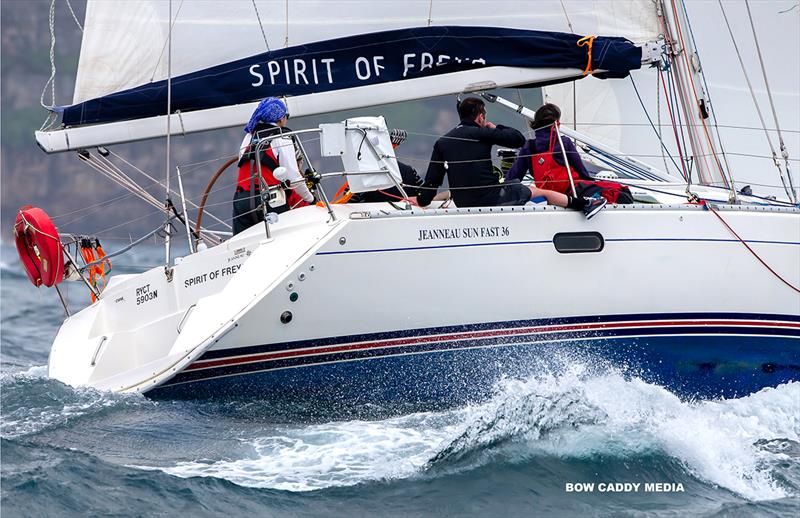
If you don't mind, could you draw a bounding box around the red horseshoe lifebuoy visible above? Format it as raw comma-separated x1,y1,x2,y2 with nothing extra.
14,206,64,287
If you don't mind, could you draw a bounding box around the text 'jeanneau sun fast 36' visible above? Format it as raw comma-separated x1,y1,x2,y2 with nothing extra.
19,1,799,401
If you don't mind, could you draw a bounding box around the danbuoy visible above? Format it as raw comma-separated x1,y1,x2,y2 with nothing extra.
14,206,64,287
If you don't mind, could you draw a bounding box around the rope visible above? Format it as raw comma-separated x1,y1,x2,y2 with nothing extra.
251,0,270,52
375,190,419,206
39,0,57,111
64,0,83,32
744,0,797,203
576,36,596,76
703,202,800,294
18,212,60,242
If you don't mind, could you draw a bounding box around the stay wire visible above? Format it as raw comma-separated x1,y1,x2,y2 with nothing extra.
629,75,683,177
718,0,795,203
743,0,796,203
251,0,271,52
664,67,691,181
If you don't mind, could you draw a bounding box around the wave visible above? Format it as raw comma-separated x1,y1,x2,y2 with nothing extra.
144,365,799,500
430,369,799,501
0,366,150,439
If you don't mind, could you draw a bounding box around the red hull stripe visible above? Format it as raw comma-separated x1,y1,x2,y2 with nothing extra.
184,319,800,372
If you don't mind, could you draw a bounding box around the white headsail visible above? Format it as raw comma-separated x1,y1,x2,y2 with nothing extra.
545,0,799,196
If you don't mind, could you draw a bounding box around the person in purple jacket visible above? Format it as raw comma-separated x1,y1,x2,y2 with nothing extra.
506,103,633,204
418,97,607,218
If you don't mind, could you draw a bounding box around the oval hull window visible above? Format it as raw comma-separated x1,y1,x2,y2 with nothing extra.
553,232,604,254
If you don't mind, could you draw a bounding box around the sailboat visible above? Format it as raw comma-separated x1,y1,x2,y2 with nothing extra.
16,0,799,401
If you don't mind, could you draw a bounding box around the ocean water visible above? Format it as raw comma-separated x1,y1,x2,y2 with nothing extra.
2,244,799,517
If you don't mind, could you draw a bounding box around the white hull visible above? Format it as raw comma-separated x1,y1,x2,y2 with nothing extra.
48,202,800,400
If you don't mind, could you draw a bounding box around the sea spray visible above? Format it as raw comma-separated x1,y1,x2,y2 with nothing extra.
139,365,798,501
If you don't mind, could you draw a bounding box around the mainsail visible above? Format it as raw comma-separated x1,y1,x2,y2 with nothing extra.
37,0,660,153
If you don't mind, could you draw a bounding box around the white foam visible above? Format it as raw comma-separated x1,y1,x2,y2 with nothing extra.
149,368,799,500
159,411,462,491
20,365,48,377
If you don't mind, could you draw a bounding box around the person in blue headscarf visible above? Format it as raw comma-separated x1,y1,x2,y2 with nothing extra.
233,97,315,235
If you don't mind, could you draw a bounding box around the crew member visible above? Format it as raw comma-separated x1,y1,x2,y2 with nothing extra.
417,97,607,218
505,103,634,204
232,97,315,235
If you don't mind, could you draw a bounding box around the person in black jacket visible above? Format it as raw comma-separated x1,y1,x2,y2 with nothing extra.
348,161,424,203
417,97,606,218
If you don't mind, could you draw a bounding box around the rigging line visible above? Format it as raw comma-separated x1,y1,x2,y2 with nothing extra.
405,122,557,144
174,153,239,171
664,66,692,180
718,0,794,203
70,164,163,226
629,75,683,177
657,9,696,183
427,0,434,26
107,150,230,230
39,0,57,111
82,157,163,210
85,207,178,237
149,0,184,83
284,0,289,47
52,152,229,221
78,223,171,271
548,122,800,134
705,203,800,294
558,0,577,129
63,0,83,32
559,0,574,31
658,69,690,182
656,70,670,175
251,0,270,52
669,0,729,188
744,0,797,203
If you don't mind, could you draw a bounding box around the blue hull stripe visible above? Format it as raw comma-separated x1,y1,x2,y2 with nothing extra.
161,313,800,388
195,312,800,361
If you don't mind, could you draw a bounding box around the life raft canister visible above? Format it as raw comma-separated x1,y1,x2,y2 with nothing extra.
14,205,64,287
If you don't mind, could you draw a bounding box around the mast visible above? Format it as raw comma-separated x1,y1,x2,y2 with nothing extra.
659,0,735,198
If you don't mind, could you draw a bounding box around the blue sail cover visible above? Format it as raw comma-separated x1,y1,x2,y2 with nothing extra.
61,26,642,127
